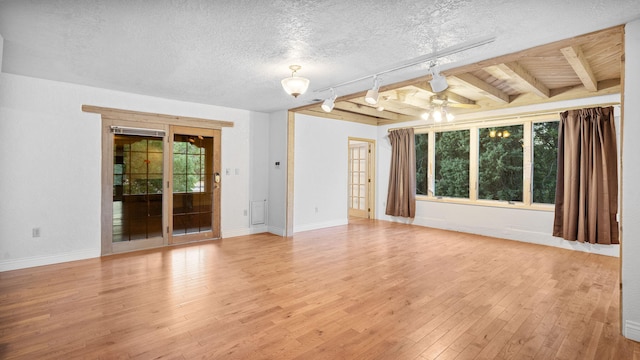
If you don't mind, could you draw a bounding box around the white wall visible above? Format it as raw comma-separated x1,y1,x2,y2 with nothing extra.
0,33,3,72
293,113,377,232
0,72,264,271
375,96,621,258
267,110,288,236
621,19,640,342
249,112,270,234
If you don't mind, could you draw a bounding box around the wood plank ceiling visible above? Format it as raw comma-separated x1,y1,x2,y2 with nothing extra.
293,26,623,126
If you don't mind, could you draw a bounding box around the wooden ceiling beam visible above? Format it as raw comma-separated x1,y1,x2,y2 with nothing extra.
440,25,622,77
451,73,510,104
334,101,416,122
497,61,550,98
560,45,598,92
350,97,423,118
442,91,477,106
297,108,379,126
391,90,432,109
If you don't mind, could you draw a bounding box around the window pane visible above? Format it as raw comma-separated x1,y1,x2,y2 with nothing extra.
533,121,559,203
478,125,524,201
415,133,429,195
435,130,469,198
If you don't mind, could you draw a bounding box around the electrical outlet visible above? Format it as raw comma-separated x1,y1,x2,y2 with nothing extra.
32,227,41,238
243,209,248,216
315,207,318,213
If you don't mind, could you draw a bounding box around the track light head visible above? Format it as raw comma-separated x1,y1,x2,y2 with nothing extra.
365,76,381,105
321,88,337,112
429,65,449,93
321,98,335,112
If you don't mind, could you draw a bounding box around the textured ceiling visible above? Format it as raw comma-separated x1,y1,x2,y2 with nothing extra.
0,0,639,113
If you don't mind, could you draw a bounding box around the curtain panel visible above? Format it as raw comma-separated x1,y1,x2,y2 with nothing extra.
553,106,619,244
386,128,416,218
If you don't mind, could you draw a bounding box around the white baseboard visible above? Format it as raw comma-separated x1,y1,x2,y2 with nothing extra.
293,219,349,233
625,320,640,342
222,225,269,238
250,225,269,234
268,226,285,236
221,228,252,238
0,249,99,272
409,216,620,257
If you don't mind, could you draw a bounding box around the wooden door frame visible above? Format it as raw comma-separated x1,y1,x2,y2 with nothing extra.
100,119,169,255
87,105,233,255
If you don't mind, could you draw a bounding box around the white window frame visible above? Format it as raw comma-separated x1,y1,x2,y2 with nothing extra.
414,115,559,211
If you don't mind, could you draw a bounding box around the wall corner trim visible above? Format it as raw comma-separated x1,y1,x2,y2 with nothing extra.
625,320,640,342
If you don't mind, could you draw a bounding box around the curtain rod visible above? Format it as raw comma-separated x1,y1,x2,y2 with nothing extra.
387,102,620,133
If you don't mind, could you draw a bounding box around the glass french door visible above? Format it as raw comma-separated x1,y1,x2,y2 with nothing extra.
169,126,221,244
348,139,375,219
110,126,167,253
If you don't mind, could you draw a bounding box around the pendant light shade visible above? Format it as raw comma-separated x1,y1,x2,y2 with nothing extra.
281,65,310,98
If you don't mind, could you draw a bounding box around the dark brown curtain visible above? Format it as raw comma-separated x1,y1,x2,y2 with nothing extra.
386,128,416,218
553,106,618,244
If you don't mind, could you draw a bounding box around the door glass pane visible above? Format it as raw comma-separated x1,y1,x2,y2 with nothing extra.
112,135,163,242
173,134,214,236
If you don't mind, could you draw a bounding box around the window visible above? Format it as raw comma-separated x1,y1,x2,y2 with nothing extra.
415,133,429,195
478,125,524,201
435,130,469,198
532,121,559,204
413,117,560,208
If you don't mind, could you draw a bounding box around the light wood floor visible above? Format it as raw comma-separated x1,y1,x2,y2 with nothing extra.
1,220,638,359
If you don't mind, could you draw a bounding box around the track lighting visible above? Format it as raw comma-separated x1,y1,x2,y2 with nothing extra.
321,88,337,112
281,65,310,98
313,36,495,110
364,76,381,105
429,65,449,93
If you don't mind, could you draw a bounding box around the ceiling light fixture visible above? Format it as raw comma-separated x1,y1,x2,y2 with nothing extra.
429,65,449,93
422,105,455,123
281,65,310,98
364,76,381,105
321,88,337,112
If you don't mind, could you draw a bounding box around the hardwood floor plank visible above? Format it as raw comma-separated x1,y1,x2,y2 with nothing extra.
0,219,636,359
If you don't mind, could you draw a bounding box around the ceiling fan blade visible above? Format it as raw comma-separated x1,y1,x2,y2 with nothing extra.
446,103,481,109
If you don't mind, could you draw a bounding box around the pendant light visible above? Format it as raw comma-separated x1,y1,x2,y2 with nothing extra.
281,65,310,98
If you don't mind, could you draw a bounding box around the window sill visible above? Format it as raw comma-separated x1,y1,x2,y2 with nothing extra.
415,195,555,212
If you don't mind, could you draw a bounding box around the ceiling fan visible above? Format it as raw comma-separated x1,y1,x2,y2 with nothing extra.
429,94,480,109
